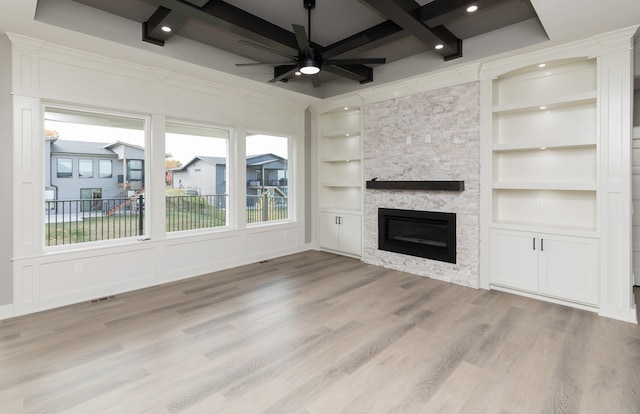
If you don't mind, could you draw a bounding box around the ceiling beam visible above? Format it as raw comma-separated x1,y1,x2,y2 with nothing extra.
143,0,311,55
421,0,514,27
143,6,191,46
360,0,462,60
323,64,374,84
321,20,404,58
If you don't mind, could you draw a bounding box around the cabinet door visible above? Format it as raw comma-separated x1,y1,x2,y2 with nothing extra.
490,229,538,292
538,234,598,305
338,213,362,256
319,212,341,251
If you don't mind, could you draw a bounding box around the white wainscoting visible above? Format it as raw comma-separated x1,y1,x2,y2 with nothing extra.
6,33,315,320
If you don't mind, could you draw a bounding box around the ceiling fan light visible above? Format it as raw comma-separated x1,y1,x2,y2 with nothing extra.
434,44,444,50
300,64,320,75
161,25,172,33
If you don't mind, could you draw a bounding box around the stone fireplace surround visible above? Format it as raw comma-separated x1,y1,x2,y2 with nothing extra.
362,81,481,288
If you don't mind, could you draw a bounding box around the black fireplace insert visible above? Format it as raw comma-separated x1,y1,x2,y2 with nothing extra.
378,208,456,264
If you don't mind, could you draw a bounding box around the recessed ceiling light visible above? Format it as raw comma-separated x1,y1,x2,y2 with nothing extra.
539,147,547,150
435,44,444,50
539,106,547,110
344,107,349,110
467,5,478,12
538,63,546,68
161,26,172,33
345,133,350,137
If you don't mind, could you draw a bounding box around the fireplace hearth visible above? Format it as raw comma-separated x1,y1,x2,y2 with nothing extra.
378,208,456,264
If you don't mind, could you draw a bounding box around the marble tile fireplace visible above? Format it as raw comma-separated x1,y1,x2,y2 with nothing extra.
361,81,481,288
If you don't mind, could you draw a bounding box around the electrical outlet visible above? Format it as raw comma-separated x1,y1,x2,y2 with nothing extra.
425,133,431,143
536,199,544,208
75,262,83,273
406,136,412,145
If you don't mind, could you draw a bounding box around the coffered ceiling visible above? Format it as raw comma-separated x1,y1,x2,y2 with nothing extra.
2,0,639,98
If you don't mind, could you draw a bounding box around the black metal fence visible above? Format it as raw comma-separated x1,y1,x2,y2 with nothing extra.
45,193,287,246
246,194,288,223
166,194,228,232
45,195,143,246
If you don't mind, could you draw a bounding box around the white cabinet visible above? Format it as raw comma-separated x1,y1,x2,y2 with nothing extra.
490,229,538,292
487,58,601,308
319,211,362,257
316,106,363,257
490,229,598,305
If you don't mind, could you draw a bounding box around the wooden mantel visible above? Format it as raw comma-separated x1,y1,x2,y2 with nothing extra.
365,180,465,191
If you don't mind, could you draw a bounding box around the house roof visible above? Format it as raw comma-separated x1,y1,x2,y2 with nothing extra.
171,154,286,171
50,139,117,157
246,153,287,166
172,155,227,171
103,141,145,152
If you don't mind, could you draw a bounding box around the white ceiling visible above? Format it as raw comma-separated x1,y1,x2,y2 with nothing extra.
0,0,639,100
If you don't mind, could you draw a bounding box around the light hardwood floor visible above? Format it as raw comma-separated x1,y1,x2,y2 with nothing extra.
1,251,639,413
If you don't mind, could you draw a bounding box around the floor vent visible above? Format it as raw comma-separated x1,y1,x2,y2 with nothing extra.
90,295,116,304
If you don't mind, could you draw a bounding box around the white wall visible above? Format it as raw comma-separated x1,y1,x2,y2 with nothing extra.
0,35,13,311
7,33,316,318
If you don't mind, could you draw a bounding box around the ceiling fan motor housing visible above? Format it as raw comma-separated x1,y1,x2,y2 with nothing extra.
304,0,316,10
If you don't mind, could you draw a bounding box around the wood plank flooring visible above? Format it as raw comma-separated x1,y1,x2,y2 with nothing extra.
1,250,640,413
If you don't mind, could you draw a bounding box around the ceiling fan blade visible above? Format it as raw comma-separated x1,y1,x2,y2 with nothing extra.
238,40,297,60
292,24,311,56
324,58,386,66
310,75,321,88
269,66,298,83
236,61,296,67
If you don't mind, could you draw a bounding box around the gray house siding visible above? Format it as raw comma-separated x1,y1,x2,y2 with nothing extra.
45,139,145,213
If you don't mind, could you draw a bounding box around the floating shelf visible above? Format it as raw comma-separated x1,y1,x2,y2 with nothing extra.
365,180,465,191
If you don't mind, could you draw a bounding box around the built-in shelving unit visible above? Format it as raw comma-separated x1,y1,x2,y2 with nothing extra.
491,58,598,233
316,106,363,257
488,57,601,308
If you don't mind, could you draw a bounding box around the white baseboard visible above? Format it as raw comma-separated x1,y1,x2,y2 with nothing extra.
0,303,14,321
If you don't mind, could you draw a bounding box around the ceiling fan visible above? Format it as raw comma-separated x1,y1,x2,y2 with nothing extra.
235,0,387,87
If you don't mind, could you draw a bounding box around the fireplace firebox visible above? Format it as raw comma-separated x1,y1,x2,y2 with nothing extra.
378,208,456,264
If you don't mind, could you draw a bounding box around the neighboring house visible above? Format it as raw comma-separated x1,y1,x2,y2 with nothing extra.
45,138,145,212
170,156,226,196
245,154,288,206
170,153,287,207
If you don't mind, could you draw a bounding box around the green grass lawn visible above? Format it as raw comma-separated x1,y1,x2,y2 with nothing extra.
45,190,287,246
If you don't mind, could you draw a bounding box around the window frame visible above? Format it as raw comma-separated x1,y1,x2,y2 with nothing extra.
56,158,73,178
43,104,149,249
99,159,112,178
78,159,93,178
165,119,232,234
245,132,292,226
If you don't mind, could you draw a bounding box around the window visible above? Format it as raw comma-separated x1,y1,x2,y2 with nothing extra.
56,158,72,178
127,160,144,181
246,134,289,224
78,159,93,178
99,160,112,178
44,107,146,246
165,121,229,232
